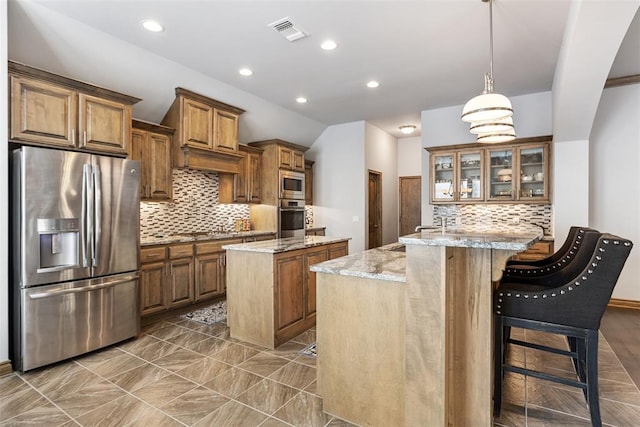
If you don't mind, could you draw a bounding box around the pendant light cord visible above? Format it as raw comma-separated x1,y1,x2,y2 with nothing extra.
489,0,494,83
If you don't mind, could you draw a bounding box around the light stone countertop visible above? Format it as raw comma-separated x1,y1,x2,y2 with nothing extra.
399,223,543,251
140,230,277,247
309,242,406,283
222,235,350,254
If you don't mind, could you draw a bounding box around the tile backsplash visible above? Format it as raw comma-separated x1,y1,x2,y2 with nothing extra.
140,169,249,239
433,204,553,236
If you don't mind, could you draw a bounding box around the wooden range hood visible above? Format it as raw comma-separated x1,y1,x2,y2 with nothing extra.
162,87,245,174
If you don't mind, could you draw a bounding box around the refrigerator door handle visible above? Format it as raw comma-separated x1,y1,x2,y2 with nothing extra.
82,164,92,268
93,165,102,267
27,274,138,299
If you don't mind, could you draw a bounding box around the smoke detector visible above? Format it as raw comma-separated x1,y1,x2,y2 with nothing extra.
268,17,310,42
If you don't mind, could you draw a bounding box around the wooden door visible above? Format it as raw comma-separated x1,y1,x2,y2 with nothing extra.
78,93,130,155
275,253,305,331
278,147,293,169
195,252,224,300
213,109,238,152
10,75,77,148
399,176,422,237
131,129,148,198
293,151,305,171
368,170,382,249
234,152,249,203
305,161,314,205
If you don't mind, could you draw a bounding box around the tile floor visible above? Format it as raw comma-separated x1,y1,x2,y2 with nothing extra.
1,316,639,426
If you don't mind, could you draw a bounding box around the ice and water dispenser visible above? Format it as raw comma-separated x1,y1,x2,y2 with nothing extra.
36,218,81,272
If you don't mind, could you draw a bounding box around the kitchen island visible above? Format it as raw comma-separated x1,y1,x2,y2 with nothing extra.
311,225,542,427
223,236,350,348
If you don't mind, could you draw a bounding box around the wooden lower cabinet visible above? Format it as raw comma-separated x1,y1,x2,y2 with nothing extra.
227,240,349,348
140,236,268,317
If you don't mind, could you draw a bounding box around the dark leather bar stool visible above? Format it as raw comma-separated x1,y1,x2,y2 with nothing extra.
494,233,633,427
505,226,597,272
501,229,602,287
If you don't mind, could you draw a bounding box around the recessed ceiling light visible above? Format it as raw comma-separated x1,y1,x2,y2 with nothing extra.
141,19,164,32
366,80,380,88
238,68,253,76
321,40,337,51
296,97,308,104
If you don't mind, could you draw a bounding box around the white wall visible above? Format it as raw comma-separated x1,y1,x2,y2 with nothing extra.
398,136,422,177
307,122,366,253
365,123,399,246
1,0,9,366
589,84,640,300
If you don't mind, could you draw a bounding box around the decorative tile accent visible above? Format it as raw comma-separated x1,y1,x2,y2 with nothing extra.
140,169,250,239
305,205,314,227
433,204,553,236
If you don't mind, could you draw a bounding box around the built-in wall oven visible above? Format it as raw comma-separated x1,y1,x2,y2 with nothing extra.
279,199,305,238
279,170,305,200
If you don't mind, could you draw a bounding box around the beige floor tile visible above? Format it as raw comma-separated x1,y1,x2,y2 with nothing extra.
259,417,293,426
74,346,124,371
210,343,260,365
525,404,593,426
290,329,315,345
599,396,640,426
293,353,317,368
159,386,229,424
165,330,211,348
237,353,290,377
0,384,48,421
152,348,206,372
149,324,191,340
116,334,161,354
126,339,181,362
0,374,29,399
175,357,233,384
19,361,87,390
268,361,316,390
50,378,127,418
493,400,527,427
78,350,146,379
272,391,331,427
203,367,264,398
304,380,318,396
179,336,230,357
27,365,103,402
0,401,73,426
110,363,172,393
263,341,307,361
185,322,230,337
132,373,198,406
75,393,182,427
236,378,299,415
326,417,359,426
193,400,268,426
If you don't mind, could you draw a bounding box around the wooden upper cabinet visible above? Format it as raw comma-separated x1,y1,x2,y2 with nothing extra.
131,119,174,201
182,98,214,149
427,136,552,205
10,76,77,148
278,146,305,172
161,87,245,174
8,62,140,156
78,94,131,155
305,160,314,205
214,109,239,152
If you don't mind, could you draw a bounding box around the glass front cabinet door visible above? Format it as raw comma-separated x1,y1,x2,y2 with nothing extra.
487,147,515,201
432,152,455,202
457,150,484,201
517,144,549,201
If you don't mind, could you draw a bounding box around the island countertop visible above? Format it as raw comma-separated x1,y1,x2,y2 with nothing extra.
309,242,406,283
399,223,543,250
222,235,350,253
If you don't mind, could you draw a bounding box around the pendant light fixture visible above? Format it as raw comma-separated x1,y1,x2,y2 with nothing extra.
461,0,515,143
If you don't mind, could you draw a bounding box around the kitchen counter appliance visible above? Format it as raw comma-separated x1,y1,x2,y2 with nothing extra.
279,170,305,200
279,199,306,238
11,146,141,371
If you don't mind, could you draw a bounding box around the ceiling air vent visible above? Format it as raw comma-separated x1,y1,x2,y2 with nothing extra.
268,17,310,42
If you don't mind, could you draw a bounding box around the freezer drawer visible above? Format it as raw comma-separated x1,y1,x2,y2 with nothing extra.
15,273,140,371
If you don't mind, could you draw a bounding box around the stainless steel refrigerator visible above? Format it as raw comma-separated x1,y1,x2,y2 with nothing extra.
11,146,141,371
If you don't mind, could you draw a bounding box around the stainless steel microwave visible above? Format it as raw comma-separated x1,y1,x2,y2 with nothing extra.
279,170,305,200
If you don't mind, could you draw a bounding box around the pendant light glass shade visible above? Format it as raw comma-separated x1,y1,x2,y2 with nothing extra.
461,0,515,142
469,115,513,134
461,92,513,123
476,127,516,143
